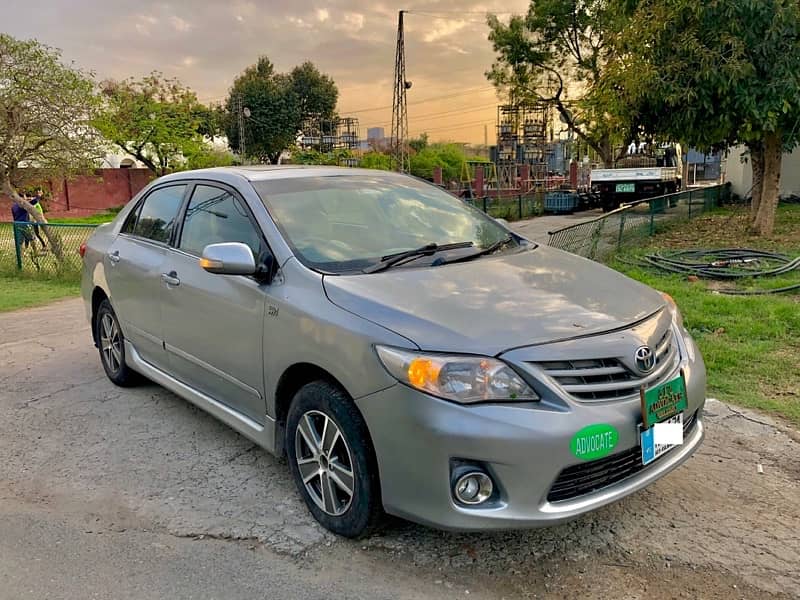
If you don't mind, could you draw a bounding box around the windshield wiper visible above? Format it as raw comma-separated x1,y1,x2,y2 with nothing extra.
362,241,474,274
438,235,515,266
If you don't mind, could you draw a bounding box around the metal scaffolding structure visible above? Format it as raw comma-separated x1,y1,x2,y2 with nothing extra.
300,115,361,152
494,101,554,188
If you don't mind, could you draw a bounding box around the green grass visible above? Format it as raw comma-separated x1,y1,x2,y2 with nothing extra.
612,203,800,426
0,275,80,312
48,208,120,224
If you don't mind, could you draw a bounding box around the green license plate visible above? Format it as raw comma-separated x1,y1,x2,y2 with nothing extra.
640,374,688,429
616,183,636,193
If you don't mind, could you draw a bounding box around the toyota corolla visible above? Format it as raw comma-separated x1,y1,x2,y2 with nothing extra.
81,166,706,537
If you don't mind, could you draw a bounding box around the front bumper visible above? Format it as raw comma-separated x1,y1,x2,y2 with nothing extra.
355,334,706,531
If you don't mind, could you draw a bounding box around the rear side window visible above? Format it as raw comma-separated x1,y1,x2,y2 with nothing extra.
130,185,186,243
178,185,262,257
120,203,141,234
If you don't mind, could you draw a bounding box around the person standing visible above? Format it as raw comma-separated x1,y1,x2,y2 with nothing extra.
10,197,34,249
30,189,47,250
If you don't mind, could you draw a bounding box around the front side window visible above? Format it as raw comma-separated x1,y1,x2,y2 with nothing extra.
131,185,186,243
253,173,517,274
178,185,262,258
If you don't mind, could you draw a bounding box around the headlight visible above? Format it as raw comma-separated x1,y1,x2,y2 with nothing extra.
375,346,539,404
661,292,684,329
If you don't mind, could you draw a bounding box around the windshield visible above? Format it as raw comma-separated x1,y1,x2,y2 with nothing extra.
252,173,520,274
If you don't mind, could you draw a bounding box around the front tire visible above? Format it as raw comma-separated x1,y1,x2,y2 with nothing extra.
95,299,139,387
286,381,382,538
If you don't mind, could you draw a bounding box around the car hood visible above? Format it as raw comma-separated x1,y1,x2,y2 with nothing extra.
323,245,666,356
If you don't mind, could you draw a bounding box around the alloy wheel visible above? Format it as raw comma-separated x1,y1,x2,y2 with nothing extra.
294,410,355,516
100,313,122,374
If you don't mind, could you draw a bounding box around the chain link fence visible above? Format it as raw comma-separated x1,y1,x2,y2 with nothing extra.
547,184,730,261
0,222,99,279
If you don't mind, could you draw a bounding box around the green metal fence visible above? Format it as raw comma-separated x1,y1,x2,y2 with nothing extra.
547,184,730,261
464,193,545,221
0,222,99,279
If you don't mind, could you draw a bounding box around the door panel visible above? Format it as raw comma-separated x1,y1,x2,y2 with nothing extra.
106,184,186,369
161,184,268,423
106,236,168,368
161,250,266,422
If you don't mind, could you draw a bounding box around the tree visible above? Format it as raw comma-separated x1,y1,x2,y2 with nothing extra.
0,34,102,259
359,152,393,171
96,73,210,176
409,143,474,182
226,57,338,164
487,1,630,167
611,0,800,235
184,147,236,170
289,62,337,121
409,133,429,153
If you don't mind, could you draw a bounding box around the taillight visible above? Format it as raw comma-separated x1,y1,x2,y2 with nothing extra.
79,242,87,258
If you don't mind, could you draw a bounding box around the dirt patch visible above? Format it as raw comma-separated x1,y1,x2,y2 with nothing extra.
644,204,800,251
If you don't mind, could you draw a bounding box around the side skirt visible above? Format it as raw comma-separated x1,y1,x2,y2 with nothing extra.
125,340,277,455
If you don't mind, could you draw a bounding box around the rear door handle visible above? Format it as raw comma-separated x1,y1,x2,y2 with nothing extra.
107,250,120,264
161,271,180,286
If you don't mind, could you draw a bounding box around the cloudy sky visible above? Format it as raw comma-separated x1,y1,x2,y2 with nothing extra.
4,0,531,144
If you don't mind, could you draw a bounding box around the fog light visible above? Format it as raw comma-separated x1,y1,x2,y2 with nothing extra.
453,471,493,505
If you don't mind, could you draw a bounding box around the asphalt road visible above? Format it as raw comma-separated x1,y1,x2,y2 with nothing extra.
513,209,601,243
1,297,799,599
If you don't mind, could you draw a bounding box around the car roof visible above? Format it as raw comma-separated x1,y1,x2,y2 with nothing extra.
156,165,402,184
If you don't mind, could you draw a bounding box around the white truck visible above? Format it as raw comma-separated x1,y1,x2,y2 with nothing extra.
591,145,683,212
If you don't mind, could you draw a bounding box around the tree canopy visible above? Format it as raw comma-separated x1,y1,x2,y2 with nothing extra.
225,57,338,164
610,0,800,235
95,72,214,176
487,0,630,167
0,34,102,257
0,34,101,200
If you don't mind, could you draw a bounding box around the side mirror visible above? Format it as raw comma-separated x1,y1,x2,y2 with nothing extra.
495,218,511,229
200,242,256,276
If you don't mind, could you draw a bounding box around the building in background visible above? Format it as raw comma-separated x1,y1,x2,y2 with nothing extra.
726,146,800,199
367,127,385,141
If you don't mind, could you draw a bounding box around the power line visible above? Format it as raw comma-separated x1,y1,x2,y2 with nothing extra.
406,9,518,15
410,102,498,121
406,11,506,24
415,118,495,134
345,85,495,114
364,102,498,128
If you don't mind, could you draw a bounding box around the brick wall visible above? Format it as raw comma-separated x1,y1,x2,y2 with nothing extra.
1,168,155,220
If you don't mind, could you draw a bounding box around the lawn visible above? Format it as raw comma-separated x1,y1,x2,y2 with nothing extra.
0,275,80,312
613,203,800,426
49,208,120,224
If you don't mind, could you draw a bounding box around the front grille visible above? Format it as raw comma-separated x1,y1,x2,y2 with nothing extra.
547,410,698,503
531,328,678,402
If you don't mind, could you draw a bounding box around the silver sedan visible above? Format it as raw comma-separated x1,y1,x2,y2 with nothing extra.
81,166,706,537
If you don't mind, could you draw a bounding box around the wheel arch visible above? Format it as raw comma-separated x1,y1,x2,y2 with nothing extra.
273,362,361,457
90,286,110,346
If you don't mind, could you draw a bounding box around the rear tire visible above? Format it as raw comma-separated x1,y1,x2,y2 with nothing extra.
95,299,139,387
286,381,382,538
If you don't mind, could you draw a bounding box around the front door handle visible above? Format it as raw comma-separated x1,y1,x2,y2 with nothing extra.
107,250,120,264
161,271,180,286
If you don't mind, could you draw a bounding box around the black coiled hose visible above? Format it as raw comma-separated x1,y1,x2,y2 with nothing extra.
622,249,800,295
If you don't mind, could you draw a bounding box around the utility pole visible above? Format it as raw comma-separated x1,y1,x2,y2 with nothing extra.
235,94,246,161
391,10,410,172
484,123,488,157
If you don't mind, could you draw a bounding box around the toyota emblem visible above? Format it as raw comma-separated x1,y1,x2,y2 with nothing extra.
634,346,656,373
